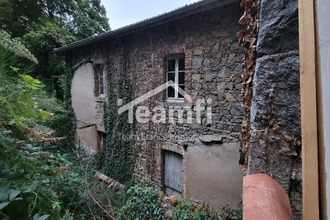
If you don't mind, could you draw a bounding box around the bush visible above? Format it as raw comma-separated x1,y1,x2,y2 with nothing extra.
53,152,126,219
170,200,220,220
0,132,61,219
118,183,165,220
0,30,38,64
220,203,242,220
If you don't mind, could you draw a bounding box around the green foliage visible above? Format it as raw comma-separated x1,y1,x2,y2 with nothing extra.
117,183,242,220
0,28,74,219
19,74,42,90
170,201,220,220
119,183,165,220
60,210,75,220
169,199,242,220
0,30,38,64
46,67,76,150
1,0,109,39
0,73,49,132
1,0,110,91
23,22,77,50
0,33,50,133
0,30,38,80
220,203,242,220
102,57,136,184
0,0,43,37
0,132,61,219
53,151,125,219
22,22,77,88
1,11,121,220
64,0,109,39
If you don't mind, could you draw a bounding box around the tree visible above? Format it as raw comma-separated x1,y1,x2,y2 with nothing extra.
0,0,44,38
1,0,109,39
0,0,110,93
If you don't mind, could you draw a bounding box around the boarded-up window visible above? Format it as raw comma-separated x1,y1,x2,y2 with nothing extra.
163,151,183,196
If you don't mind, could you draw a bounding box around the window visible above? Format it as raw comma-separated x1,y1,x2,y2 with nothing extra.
94,64,106,97
167,57,185,101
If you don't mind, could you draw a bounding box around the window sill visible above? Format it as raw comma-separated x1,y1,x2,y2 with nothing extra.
158,100,192,108
95,96,107,103
165,98,184,103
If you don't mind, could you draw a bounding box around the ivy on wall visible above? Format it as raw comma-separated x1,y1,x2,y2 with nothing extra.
101,50,136,184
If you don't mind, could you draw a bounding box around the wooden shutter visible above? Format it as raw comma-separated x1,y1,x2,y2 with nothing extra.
164,151,183,195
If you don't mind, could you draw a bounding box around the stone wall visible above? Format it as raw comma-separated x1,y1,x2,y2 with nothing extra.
246,0,302,218
127,3,244,187
69,2,244,208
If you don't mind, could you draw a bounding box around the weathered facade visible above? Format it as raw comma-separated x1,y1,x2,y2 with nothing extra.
61,0,245,209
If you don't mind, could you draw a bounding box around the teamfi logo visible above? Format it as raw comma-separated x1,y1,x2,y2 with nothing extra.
117,80,212,125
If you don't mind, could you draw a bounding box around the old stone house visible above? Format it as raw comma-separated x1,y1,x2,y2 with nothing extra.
56,0,244,209
55,0,330,218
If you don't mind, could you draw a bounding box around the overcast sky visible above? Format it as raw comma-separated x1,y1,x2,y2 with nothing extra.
101,0,199,30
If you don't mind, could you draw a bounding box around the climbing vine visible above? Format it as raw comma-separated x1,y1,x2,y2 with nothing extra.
101,50,136,184
237,0,260,170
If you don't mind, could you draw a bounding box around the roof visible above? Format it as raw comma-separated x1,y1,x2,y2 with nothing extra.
55,0,238,53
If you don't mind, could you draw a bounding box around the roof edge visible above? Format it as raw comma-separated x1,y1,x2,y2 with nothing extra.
55,0,238,53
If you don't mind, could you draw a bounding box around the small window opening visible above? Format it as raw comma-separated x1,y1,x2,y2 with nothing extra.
167,57,185,101
94,64,106,97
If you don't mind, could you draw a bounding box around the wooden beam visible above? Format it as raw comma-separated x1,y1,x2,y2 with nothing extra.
317,68,327,219
314,0,329,218
298,0,320,219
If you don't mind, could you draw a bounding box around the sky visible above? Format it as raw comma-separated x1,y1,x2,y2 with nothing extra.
101,0,199,30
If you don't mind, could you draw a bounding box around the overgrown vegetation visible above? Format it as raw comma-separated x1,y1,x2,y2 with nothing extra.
46,66,76,150
170,201,219,219
101,54,136,184
118,183,165,220
169,198,242,220
0,29,121,219
116,183,242,220
52,152,126,219
0,29,64,219
0,0,110,92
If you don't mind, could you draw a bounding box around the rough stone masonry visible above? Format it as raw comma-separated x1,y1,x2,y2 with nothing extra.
246,0,302,218
69,1,245,209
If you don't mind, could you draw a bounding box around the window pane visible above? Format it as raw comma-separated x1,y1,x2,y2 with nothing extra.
178,85,185,98
179,72,185,84
99,75,104,94
168,72,175,82
168,59,175,71
179,58,185,71
167,86,175,98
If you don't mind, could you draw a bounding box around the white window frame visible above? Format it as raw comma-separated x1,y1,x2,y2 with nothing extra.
98,67,106,97
166,57,185,103
95,64,106,97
